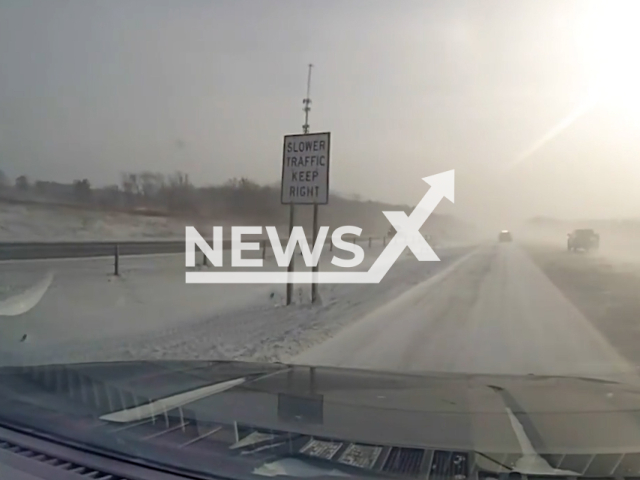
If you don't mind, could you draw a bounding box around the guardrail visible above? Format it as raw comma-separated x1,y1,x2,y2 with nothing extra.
0,235,389,274
0,240,191,261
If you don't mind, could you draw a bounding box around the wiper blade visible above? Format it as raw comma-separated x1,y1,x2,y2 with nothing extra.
100,376,246,423
0,272,54,316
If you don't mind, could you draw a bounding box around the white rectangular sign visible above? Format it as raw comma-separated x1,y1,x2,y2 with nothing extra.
281,132,330,205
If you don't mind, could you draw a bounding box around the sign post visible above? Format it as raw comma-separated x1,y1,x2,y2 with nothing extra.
280,63,331,306
281,131,331,304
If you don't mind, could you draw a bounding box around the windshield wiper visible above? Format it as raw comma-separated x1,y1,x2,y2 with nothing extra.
100,376,246,423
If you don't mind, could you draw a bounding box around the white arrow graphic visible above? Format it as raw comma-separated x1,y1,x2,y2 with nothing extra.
186,170,454,284
366,170,455,281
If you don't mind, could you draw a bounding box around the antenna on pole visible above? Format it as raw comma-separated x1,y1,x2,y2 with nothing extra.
301,63,322,304
303,63,313,134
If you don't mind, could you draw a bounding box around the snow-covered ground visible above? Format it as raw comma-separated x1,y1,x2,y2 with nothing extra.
0,242,474,366
0,200,474,243
0,201,248,241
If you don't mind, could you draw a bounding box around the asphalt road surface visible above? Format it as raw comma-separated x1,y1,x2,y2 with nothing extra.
294,242,632,378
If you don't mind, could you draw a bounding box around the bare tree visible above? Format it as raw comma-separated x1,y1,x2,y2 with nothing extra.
161,171,194,212
120,172,143,206
139,171,165,199
15,175,29,190
73,179,92,203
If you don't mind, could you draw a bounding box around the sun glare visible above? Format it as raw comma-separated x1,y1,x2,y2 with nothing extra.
511,1,640,167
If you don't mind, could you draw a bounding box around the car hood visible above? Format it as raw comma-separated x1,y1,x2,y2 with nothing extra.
2,360,640,477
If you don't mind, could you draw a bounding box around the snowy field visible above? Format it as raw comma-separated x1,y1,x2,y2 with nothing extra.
0,243,475,366
0,201,256,241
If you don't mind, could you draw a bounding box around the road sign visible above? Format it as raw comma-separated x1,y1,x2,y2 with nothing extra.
281,132,330,204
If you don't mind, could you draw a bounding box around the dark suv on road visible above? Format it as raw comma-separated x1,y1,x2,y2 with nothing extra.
567,228,599,252
498,230,513,242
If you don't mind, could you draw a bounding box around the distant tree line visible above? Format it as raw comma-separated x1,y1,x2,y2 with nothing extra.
0,168,278,216
0,167,416,231
115,171,283,220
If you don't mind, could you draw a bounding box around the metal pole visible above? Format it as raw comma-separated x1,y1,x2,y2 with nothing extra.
311,203,319,303
114,244,119,276
286,205,295,305
287,64,313,305
299,63,321,305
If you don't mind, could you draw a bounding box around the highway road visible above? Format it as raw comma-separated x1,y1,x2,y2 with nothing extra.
294,242,632,378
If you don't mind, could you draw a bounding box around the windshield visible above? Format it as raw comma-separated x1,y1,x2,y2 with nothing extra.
2,1,640,479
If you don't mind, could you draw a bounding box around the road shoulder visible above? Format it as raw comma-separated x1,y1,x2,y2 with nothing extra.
525,244,640,369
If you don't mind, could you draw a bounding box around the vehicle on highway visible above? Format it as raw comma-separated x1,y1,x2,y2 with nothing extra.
498,230,513,242
567,229,600,252
2,359,640,479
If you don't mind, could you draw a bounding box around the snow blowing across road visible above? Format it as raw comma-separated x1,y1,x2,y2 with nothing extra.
295,243,630,377
1,242,633,382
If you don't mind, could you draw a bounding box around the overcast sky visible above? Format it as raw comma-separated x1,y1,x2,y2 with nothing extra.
1,0,638,225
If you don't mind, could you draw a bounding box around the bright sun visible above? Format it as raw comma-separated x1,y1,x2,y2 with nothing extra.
510,1,640,166
578,0,640,110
